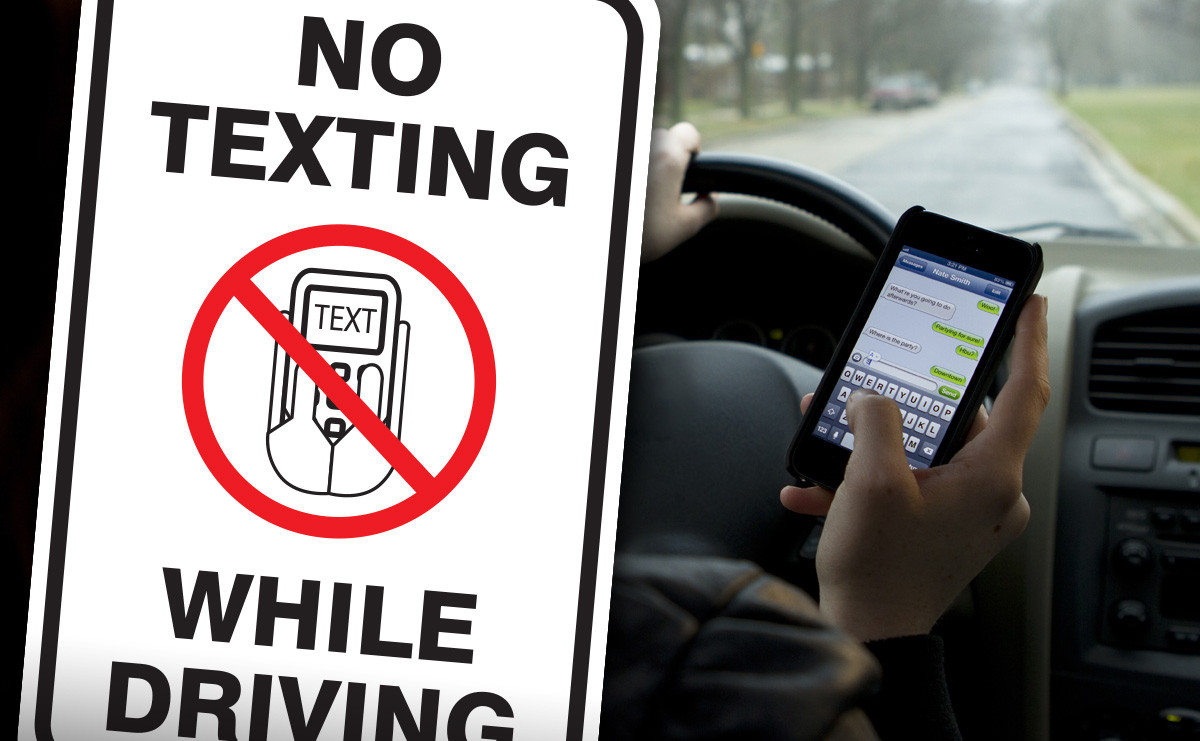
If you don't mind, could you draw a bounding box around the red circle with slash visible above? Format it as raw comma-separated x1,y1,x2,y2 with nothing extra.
182,225,496,538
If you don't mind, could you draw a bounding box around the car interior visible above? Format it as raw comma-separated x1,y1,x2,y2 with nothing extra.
618,153,1200,741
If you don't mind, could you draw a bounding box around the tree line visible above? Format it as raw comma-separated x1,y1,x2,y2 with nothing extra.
654,0,1003,123
653,0,1200,123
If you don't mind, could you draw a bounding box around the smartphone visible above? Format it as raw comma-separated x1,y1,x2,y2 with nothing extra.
786,206,1043,490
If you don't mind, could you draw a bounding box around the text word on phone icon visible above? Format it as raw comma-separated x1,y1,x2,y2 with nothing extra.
267,268,410,496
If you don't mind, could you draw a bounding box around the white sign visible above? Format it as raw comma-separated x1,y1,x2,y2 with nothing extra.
20,1,658,739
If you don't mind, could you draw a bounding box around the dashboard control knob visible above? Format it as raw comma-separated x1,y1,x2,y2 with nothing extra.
1110,600,1149,638
1113,538,1153,577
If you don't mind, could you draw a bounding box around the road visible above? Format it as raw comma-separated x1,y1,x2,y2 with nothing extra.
707,87,1157,239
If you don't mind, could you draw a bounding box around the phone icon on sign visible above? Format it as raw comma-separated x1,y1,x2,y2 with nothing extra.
266,268,410,496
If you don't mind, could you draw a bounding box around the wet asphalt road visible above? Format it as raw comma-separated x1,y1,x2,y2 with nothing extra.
834,87,1128,232
710,86,1132,234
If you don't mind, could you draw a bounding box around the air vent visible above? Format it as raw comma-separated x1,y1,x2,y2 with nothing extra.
1089,305,1200,415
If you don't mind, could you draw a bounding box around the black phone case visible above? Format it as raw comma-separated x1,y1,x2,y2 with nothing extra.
785,206,1043,489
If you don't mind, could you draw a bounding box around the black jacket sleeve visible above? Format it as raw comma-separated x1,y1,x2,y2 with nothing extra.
862,635,962,741
601,554,882,741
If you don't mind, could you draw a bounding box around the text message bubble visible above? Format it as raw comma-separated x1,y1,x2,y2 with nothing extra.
885,283,956,319
866,326,921,353
932,321,984,347
931,365,968,386
977,299,1000,315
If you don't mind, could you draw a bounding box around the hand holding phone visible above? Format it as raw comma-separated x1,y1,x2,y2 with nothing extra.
782,294,1050,641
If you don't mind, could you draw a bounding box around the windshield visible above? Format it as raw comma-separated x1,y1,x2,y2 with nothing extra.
654,0,1200,244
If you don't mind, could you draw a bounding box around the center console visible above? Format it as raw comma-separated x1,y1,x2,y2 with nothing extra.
1052,284,1200,741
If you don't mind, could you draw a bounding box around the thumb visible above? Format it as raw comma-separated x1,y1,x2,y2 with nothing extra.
843,390,913,491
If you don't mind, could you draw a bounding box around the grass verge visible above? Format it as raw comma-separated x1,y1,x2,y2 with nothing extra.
1060,86,1200,217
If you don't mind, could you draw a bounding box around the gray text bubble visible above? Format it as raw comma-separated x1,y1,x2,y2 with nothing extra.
884,283,956,319
866,326,921,353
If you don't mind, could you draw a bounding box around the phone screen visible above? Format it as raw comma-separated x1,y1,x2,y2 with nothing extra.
301,286,389,354
811,245,1016,468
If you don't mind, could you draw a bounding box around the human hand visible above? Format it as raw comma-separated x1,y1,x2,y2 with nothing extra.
781,295,1050,641
642,122,718,263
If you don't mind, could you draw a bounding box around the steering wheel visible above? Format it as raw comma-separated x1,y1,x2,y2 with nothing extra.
682,152,896,257
618,154,896,586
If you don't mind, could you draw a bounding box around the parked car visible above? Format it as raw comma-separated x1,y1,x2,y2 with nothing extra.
869,72,940,110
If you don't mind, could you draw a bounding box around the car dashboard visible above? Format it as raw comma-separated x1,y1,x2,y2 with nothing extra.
630,200,1200,741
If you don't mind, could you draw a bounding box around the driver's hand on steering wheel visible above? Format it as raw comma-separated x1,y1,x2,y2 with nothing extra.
781,295,1050,642
642,122,718,263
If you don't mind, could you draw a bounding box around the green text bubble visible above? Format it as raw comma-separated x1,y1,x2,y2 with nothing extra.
977,299,1000,315
931,321,984,347
956,345,979,361
939,386,962,400
930,366,967,386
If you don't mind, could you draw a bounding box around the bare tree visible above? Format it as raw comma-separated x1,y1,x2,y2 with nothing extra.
1043,0,1103,97
1126,0,1200,82
833,0,898,101
725,0,772,117
895,0,998,91
1139,0,1200,36
783,0,805,112
656,0,692,125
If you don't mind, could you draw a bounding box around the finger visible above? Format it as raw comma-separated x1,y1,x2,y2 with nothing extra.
287,363,320,416
800,392,814,415
674,193,719,241
649,124,697,178
781,484,834,516
977,295,1050,459
668,121,702,153
963,404,988,444
646,139,685,190
843,390,913,490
